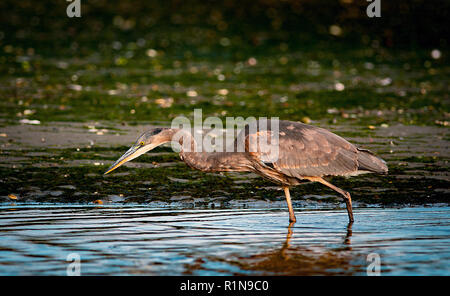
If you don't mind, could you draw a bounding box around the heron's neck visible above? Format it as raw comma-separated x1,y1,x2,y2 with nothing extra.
170,129,252,172
180,151,251,172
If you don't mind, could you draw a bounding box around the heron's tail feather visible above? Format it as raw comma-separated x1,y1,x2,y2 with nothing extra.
357,148,388,174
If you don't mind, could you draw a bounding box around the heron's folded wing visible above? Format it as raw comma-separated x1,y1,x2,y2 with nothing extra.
246,123,359,177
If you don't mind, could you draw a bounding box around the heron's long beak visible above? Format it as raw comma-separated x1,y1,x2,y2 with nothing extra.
104,144,156,175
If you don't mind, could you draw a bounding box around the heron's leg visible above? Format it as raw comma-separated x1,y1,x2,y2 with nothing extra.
306,177,354,222
283,186,297,223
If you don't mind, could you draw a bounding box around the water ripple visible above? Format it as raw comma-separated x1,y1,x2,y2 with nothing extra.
0,204,448,275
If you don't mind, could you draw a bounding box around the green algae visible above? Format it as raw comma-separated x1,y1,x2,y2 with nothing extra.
0,0,448,205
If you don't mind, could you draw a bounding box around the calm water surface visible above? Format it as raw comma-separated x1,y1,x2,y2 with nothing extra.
0,204,448,275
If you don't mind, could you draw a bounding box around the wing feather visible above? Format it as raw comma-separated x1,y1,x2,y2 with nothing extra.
241,120,358,178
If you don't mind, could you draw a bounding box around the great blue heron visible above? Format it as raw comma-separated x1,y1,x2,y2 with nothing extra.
104,120,388,223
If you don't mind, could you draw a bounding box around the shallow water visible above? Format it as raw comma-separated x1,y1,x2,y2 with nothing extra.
0,204,448,276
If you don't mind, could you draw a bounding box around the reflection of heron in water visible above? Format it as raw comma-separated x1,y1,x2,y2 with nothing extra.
343,222,353,247
105,120,388,223
281,222,353,259
243,222,356,275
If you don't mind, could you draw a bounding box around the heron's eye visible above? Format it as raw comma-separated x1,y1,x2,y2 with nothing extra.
139,141,145,146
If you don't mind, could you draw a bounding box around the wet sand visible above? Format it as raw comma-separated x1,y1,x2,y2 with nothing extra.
0,120,448,205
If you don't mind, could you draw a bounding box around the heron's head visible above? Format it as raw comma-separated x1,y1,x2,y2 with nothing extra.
104,127,173,174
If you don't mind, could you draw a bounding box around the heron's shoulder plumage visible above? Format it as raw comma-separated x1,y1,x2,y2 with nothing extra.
242,120,359,178
277,121,359,177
